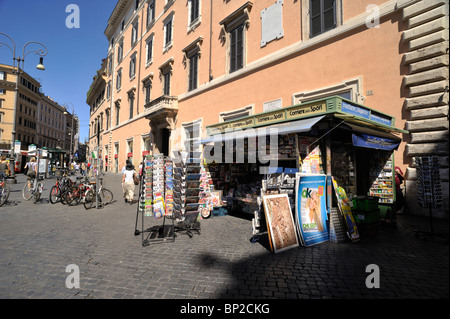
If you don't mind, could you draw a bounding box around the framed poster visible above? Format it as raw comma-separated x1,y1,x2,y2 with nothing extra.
262,194,299,253
295,174,329,246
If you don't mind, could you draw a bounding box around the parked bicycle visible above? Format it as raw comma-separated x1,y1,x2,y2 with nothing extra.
49,172,74,205
22,176,44,204
84,175,114,210
62,176,93,206
0,176,10,207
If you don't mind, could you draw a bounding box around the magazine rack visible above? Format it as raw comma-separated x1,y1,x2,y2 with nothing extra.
414,156,448,243
172,151,201,238
134,154,175,246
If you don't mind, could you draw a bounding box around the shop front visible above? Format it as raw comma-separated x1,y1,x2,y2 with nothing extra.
197,96,408,248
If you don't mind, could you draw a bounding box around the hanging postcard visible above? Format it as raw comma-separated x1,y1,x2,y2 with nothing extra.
262,194,299,253
295,174,329,246
331,177,360,242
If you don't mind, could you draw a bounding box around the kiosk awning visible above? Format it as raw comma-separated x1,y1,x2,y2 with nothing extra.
344,123,402,151
352,133,401,151
198,115,325,144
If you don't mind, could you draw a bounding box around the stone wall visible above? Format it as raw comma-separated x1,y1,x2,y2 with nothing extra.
402,0,449,218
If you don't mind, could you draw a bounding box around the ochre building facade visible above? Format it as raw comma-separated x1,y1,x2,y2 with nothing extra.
87,0,449,217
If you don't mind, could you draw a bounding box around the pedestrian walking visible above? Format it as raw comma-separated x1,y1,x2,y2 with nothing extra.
395,166,405,212
122,161,137,205
0,155,10,180
25,157,38,189
81,162,86,176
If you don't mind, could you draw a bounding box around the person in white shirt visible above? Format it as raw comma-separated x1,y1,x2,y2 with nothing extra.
122,160,137,205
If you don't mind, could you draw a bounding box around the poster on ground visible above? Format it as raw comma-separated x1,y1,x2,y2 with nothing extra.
295,174,329,246
331,177,360,242
262,194,299,253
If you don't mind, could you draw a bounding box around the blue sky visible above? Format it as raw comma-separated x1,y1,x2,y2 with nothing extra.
0,0,117,143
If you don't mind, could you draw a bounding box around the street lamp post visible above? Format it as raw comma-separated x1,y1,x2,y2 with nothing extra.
63,103,76,165
0,32,47,183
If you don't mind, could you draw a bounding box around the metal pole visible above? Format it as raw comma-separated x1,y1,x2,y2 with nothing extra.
9,60,21,183
95,158,99,209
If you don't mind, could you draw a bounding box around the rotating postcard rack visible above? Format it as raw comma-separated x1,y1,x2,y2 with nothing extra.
173,150,202,238
414,156,448,242
134,154,176,246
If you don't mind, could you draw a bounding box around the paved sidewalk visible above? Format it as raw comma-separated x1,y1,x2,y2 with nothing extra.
0,173,448,299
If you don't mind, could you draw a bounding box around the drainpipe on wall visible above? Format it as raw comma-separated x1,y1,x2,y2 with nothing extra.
209,0,213,81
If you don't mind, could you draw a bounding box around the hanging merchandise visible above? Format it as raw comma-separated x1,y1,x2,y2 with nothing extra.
331,177,360,242
152,154,166,219
369,155,395,204
294,174,329,246
416,156,442,209
143,155,153,216
414,156,447,242
165,159,174,216
299,142,324,174
134,154,176,246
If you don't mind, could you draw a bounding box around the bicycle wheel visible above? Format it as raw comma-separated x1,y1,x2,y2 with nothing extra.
69,187,83,206
0,185,10,206
22,183,33,201
60,184,71,205
67,186,81,206
100,188,114,205
49,185,61,204
33,184,42,204
83,189,95,210
61,187,76,205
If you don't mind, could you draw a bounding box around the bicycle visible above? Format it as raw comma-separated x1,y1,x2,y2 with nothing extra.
0,176,10,207
49,173,74,204
84,175,114,210
22,176,44,204
62,176,93,206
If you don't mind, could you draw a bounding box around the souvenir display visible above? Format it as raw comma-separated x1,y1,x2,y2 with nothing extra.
143,155,153,216
152,154,165,219
416,156,442,209
369,155,395,204
165,159,174,216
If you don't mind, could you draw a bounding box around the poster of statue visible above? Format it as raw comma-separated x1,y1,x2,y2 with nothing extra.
262,194,299,253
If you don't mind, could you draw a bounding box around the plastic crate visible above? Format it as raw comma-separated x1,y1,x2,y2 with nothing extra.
353,209,380,224
358,222,379,237
352,196,379,212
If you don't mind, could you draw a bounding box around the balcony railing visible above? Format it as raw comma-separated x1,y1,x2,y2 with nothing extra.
144,95,178,118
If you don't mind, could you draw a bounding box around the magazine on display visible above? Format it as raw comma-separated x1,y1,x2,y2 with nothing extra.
295,174,329,247
331,177,360,242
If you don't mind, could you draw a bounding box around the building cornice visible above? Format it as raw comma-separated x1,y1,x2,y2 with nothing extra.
105,0,130,39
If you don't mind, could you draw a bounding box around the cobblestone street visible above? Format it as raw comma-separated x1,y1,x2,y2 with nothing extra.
0,173,448,300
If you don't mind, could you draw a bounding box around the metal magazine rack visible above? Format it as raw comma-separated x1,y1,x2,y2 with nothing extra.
172,150,201,238
134,154,175,246
134,152,201,247
414,156,448,243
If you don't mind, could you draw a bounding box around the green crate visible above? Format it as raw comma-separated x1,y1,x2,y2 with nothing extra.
352,209,380,224
352,196,379,212
358,222,380,237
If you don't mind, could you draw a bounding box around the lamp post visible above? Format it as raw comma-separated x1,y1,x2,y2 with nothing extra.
0,32,47,183
63,103,76,165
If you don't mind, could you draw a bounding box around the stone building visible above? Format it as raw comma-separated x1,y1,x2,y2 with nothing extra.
87,0,449,218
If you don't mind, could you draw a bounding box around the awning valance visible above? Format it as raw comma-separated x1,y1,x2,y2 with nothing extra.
198,115,325,144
